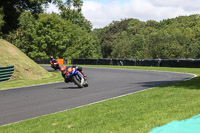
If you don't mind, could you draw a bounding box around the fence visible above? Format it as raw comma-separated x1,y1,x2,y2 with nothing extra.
72,58,200,68
33,59,67,64
0,65,14,83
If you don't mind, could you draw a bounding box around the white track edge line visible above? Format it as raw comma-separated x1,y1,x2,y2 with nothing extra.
0,74,196,127
0,67,197,91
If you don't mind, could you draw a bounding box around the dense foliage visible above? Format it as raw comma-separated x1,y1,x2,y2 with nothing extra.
1,0,200,60
59,0,92,32
0,8,4,36
2,0,98,59
0,0,60,34
7,12,94,59
93,15,200,59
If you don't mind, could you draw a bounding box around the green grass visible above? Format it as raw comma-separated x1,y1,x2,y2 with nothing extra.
0,39,51,80
81,65,200,76
1,65,200,133
0,72,63,90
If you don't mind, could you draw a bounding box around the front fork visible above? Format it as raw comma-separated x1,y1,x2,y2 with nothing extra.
75,71,84,85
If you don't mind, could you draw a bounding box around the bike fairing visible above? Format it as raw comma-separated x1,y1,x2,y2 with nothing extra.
66,67,84,84
63,66,83,82
60,66,88,88
51,60,60,70
50,56,60,70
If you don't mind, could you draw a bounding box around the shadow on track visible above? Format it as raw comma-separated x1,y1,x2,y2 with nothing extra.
133,76,197,89
47,69,60,72
56,86,82,90
133,80,178,88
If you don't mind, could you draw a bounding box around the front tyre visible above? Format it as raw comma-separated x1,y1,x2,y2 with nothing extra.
72,75,84,88
83,77,89,87
84,81,89,87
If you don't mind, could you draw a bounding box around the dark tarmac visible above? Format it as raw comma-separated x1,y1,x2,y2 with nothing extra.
0,66,194,126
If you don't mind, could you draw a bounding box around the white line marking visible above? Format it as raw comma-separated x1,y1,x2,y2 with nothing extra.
1,73,196,127
0,67,197,126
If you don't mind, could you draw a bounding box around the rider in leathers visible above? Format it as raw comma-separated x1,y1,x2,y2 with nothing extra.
50,56,57,64
60,65,86,83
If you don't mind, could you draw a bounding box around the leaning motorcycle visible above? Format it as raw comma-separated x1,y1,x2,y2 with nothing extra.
51,61,59,70
65,67,88,88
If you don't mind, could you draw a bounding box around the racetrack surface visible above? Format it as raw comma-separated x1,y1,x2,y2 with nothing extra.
0,66,194,126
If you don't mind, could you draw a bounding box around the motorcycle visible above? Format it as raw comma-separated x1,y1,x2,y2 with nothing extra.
51,60,60,70
65,67,88,88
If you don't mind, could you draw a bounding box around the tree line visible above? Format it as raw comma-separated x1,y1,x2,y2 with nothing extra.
1,0,200,60
93,15,200,59
0,0,99,60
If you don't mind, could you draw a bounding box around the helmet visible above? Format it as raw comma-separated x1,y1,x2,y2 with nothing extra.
67,67,73,73
60,66,66,71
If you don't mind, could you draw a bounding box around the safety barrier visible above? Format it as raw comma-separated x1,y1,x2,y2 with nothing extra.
0,65,14,83
72,58,200,68
56,59,64,65
33,59,67,64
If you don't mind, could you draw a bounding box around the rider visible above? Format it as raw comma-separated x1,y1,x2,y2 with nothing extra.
60,65,86,83
50,56,57,64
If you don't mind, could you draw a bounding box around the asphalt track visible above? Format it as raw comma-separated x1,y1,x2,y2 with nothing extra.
0,66,195,126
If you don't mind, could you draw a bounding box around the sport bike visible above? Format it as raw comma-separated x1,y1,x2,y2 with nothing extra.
65,67,88,88
51,61,59,70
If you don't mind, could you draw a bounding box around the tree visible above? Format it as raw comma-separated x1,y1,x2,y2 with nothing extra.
93,14,200,59
90,28,104,58
0,7,4,36
7,12,94,59
59,0,92,32
0,0,59,34
29,13,72,59
130,34,147,59
63,26,94,59
128,19,145,35
100,19,134,58
111,31,133,58
6,11,36,55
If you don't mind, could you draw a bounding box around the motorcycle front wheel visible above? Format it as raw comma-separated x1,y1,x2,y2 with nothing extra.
72,75,84,88
84,78,89,87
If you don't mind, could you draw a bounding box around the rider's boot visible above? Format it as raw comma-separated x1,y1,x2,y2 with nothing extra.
81,70,87,78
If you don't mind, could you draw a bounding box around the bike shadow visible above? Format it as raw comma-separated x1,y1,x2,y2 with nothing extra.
56,86,82,90
48,69,60,72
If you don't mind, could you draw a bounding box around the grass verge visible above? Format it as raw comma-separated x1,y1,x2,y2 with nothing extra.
0,39,51,80
0,72,63,90
0,65,200,133
81,65,200,76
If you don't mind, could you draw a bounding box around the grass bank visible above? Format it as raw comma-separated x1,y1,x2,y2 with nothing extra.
0,72,63,90
81,65,200,76
0,65,200,133
0,39,51,81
